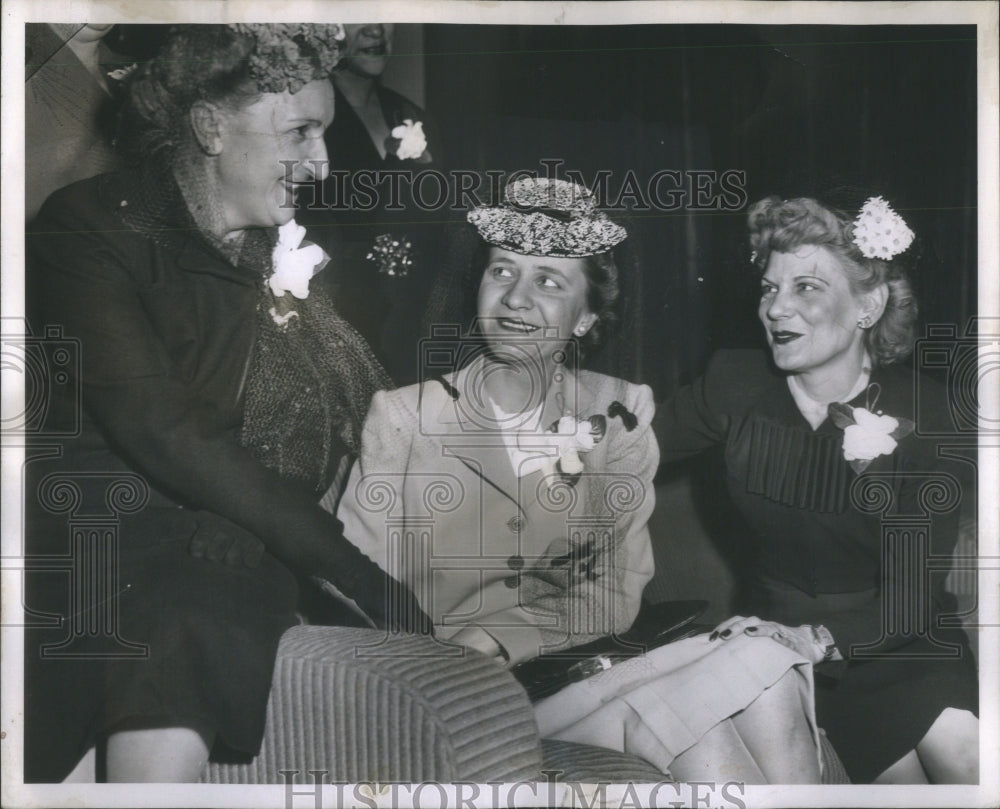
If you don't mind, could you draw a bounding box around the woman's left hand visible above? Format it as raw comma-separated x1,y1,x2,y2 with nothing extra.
709,615,826,664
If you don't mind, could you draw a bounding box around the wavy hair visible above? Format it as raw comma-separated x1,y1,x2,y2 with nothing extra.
747,196,918,365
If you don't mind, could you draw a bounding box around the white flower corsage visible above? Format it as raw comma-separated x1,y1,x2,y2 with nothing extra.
852,196,915,260
387,119,429,162
267,219,329,327
829,398,914,473
514,414,607,484
544,415,607,482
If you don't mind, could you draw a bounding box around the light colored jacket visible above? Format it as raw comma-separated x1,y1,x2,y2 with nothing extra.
339,358,657,665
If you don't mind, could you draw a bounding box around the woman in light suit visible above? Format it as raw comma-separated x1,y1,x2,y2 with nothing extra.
338,177,822,782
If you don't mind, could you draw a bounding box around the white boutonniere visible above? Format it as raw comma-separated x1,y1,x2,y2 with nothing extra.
829,395,914,473
267,219,329,327
387,119,429,162
545,415,607,481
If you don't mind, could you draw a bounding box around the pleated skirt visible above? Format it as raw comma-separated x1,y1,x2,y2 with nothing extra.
533,632,819,777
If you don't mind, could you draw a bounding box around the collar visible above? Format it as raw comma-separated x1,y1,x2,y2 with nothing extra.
786,357,872,430
432,354,582,432
425,355,595,505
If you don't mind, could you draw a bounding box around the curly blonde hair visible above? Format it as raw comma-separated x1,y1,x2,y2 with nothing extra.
747,196,918,365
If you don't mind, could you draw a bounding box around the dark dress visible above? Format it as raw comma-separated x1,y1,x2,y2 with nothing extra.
298,83,445,385
23,166,393,782
654,349,978,782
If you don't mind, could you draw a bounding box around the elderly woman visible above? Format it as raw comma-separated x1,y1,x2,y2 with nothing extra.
654,195,979,783
25,24,426,783
337,177,822,783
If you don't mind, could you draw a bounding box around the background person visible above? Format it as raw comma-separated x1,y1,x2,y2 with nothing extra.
25,23,126,223
299,22,445,384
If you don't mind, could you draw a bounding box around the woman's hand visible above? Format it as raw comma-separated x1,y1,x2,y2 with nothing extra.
189,511,265,568
449,626,507,665
317,562,433,635
709,615,831,664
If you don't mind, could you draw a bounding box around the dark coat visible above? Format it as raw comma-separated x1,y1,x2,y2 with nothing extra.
23,167,395,781
654,349,968,652
27,168,370,576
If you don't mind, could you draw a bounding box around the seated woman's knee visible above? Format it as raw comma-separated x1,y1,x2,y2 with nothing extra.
917,708,979,784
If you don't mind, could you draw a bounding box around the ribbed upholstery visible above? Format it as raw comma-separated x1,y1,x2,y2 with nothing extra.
201,626,543,784
200,624,850,785
819,730,851,784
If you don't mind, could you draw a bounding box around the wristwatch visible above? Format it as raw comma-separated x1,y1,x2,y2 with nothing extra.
810,624,839,662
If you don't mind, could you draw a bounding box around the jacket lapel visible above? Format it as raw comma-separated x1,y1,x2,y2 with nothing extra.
427,359,600,508
428,361,521,505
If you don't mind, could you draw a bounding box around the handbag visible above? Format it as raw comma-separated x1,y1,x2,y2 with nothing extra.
510,599,709,702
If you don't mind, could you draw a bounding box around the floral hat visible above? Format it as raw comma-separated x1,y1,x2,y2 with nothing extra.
229,23,346,94
467,177,628,257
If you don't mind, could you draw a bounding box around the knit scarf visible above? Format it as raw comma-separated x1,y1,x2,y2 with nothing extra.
240,284,392,492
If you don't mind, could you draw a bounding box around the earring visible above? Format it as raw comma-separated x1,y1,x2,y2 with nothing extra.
858,316,871,329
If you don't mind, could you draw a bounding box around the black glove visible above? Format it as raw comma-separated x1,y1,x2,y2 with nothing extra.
189,510,265,568
315,554,432,635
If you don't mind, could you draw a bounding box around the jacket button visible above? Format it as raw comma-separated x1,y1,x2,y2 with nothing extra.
507,554,524,571
507,516,524,533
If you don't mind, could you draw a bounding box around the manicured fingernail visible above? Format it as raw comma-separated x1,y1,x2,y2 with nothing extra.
721,629,732,638
745,626,758,633
709,632,719,641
